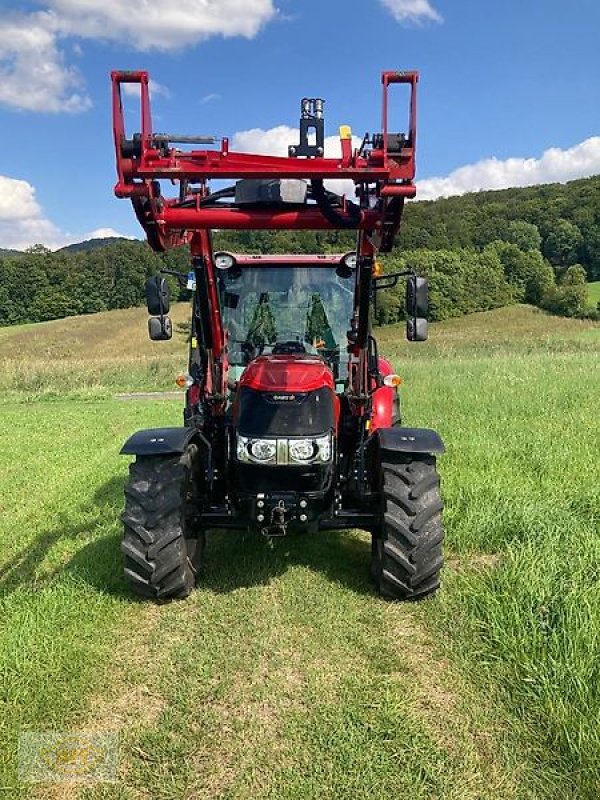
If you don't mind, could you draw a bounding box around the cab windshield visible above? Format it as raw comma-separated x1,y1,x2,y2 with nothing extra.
218,264,354,377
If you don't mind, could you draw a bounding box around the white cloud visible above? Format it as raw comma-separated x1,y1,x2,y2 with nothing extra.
232,125,298,157
0,174,131,250
0,1,276,112
0,176,42,222
121,79,171,99
230,128,600,205
43,0,277,50
379,0,442,24
0,174,68,250
218,127,600,205
200,93,221,105
0,12,90,113
81,228,136,242
419,137,600,200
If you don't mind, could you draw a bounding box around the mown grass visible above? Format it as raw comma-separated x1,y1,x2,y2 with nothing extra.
0,400,183,796
0,401,528,799
0,303,598,798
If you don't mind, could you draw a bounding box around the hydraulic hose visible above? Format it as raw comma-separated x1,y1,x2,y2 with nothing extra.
310,179,362,229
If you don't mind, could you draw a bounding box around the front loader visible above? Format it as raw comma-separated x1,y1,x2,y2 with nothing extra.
112,70,444,601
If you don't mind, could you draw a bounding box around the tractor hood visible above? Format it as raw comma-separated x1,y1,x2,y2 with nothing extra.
239,354,334,393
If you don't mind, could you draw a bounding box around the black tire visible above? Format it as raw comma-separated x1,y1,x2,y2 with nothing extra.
121,444,204,600
372,454,444,601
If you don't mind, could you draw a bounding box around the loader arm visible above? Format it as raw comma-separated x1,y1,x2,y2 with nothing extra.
111,69,419,415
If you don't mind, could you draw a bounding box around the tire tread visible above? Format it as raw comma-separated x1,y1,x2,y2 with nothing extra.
121,451,202,600
373,454,444,601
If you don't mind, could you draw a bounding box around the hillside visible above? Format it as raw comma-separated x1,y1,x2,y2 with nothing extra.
58,236,137,254
0,303,596,400
399,174,600,278
0,175,598,328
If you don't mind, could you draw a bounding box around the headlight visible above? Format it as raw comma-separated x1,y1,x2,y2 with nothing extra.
337,252,357,278
237,435,277,465
288,436,331,463
250,439,276,462
342,252,357,270
214,251,236,270
314,434,332,462
288,439,316,463
236,434,332,465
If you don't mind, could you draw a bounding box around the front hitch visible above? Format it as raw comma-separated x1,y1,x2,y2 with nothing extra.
260,499,291,538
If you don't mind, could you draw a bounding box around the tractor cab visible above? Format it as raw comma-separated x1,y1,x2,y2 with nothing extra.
216,253,355,385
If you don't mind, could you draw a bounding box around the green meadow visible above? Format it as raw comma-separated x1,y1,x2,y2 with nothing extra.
0,303,598,799
587,280,600,308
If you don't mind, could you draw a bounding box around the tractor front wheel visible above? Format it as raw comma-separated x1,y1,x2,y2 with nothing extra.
372,454,444,601
121,445,204,600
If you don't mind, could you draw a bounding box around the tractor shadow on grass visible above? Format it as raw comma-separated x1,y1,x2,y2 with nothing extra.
61,474,144,600
200,528,375,598
2,471,375,601
0,464,371,600
0,474,130,597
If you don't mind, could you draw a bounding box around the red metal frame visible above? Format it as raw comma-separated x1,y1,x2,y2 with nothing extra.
223,254,350,266
111,70,418,416
111,70,417,251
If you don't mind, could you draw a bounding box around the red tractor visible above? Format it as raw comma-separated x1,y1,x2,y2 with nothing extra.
112,70,444,601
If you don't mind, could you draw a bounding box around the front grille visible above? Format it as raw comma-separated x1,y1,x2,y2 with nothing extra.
233,463,332,494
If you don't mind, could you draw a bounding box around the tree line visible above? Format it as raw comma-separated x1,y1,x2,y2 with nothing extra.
0,175,598,327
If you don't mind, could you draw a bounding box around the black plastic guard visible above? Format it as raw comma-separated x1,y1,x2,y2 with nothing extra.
376,427,445,456
120,427,198,456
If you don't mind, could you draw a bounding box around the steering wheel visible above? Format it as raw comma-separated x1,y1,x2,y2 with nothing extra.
272,340,306,355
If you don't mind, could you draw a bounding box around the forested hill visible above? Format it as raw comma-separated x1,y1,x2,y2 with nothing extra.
58,236,131,254
216,174,600,281
399,174,600,281
0,175,598,326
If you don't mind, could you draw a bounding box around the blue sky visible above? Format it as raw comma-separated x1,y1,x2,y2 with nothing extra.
1,0,599,249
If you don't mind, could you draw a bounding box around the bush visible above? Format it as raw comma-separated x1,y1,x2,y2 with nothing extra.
541,266,588,317
377,248,514,323
486,241,555,305
502,220,542,252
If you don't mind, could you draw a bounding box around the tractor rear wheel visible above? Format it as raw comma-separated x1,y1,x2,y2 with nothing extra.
121,444,204,600
372,454,444,600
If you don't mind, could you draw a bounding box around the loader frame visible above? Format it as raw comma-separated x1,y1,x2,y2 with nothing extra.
111,70,418,419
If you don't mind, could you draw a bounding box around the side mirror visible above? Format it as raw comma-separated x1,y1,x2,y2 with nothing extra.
148,316,173,341
145,275,170,316
406,276,428,317
406,317,428,342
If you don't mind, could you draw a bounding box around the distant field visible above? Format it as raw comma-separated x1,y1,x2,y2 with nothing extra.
0,304,599,799
588,280,600,307
0,302,191,400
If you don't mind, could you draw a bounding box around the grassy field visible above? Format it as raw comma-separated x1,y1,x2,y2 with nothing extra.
0,304,599,798
587,280,600,308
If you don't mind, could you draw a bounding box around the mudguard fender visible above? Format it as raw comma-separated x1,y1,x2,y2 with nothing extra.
376,426,445,456
120,427,204,456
